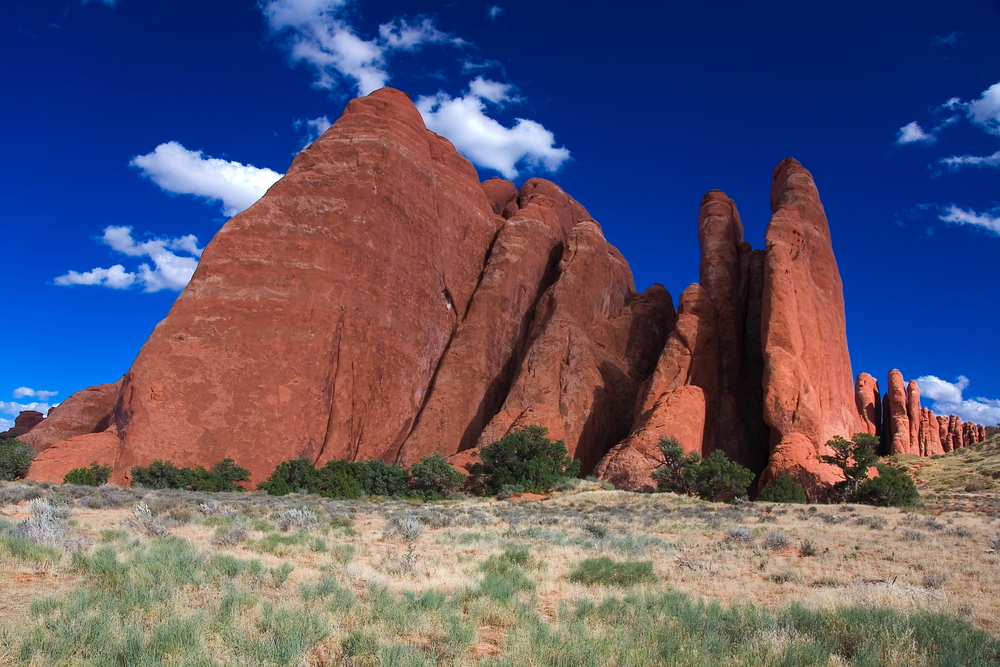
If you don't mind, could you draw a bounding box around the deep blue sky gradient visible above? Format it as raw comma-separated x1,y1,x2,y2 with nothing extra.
3,0,998,423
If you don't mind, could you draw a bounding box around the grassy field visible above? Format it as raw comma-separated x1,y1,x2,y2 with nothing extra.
1,441,1000,666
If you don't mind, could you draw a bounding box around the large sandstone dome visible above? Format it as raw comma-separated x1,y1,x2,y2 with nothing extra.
23,88,990,494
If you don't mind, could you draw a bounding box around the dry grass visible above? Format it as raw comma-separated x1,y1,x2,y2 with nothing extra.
1,473,1000,663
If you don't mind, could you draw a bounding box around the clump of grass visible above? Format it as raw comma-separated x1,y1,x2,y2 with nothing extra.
568,557,656,587
763,531,790,550
273,507,319,532
212,523,250,547
129,503,169,536
922,573,947,589
798,539,818,557
382,515,423,542
767,569,798,584
727,526,753,543
902,529,924,541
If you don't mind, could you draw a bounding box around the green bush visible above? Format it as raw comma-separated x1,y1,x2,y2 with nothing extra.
653,438,753,500
468,425,580,495
350,459,410,497
410,452,465,498
63,467,97,487
259,458,321,495
317,460,362,500
853,463,920,507
131,458,249,492
568,557,657,586
821,433,879,499
0,437,34,481
758,473,808,503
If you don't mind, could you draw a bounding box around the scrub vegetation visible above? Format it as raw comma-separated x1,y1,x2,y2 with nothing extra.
2,437,1000,666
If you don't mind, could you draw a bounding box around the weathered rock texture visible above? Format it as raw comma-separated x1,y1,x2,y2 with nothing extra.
32,89,990,489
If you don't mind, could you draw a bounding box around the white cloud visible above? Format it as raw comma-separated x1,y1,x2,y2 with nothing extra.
263,0,460,96
416,77,570,179
0,418,12,431
131,141,281,217
938,150,1000,170
938,205,1000,236
55,226,203,292
488,5,503,19
896,121,935,145
0,400,55,419
13,388,58,401
295,115,333,146
968,82,1000,136
916,375,1000,426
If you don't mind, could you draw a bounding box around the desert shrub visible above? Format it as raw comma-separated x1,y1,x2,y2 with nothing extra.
383,515,423,542
653,438,753,500
273,507,319,532
258,458,376,499
315,460,362,499
131,458,249,492
351,458,409,497
727,526,754,543
568,557,656,586
758,473,808,504
410,452,465,498
763,531,790,550
0,437,34,481
469,425,580,495
212,523,250,547
799,539,818,557
259,458,320,495
853,464,920,507
63,462,113,487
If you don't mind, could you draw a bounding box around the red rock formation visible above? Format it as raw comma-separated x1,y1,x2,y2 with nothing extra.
855,373,881,437
0,410,45,438
963,421,977,448
20,382,119,452
758,159,861,495
595,285,714,490
921,408,944,456
885,370,910,455
940,415,953,452
948,415,963,450
26,430,120,484
906,380,922,456
473,219,674,473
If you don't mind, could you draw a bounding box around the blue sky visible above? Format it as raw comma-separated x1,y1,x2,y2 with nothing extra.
3,0,999,430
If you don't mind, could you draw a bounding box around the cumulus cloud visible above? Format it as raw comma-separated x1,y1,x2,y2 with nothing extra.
263,0,461,95
131,142,281,217
896,121,935,145
0,400,55,420
938,205,1000,236
13,388,58,401
968,82,1000,136
488,5,503,19
416,77,570,178
55,226,203,292
916,375,1000,426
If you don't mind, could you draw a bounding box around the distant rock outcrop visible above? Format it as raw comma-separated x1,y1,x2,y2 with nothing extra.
20,382,119,451
0,411,45,438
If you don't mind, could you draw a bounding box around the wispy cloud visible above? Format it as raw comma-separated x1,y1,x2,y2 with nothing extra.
55,226,203,292
487,5,503,20
896,121,935,145
262,0,462,95
968,82,1000,136
938,150,1000,170
13,387,58,401
81,0,117,6
938,205,1000,236
930,31,960,46
131,141,281,217
916,375,1000,426
416,77,570,179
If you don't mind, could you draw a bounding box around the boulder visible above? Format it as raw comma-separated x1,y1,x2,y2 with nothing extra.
759,159,862,481
759,432,844,502
20,381,120,451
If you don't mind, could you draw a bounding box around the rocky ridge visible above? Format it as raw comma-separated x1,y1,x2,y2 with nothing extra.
21,88,991,491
